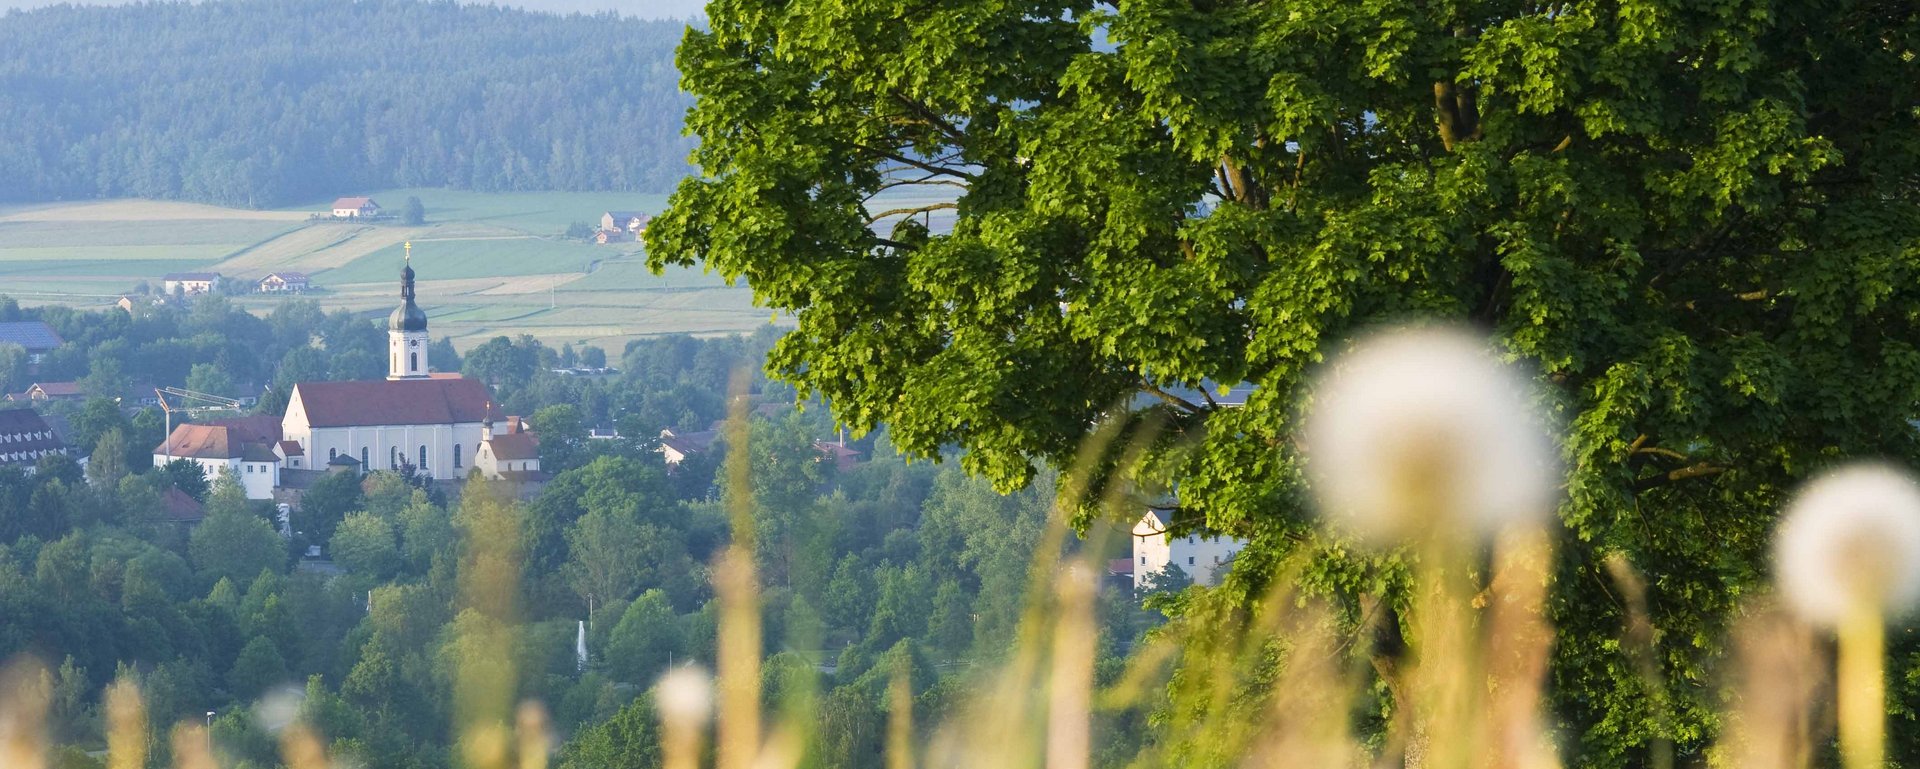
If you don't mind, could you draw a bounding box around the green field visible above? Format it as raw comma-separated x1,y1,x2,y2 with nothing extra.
0,220,296,248
557,259,729,292
320,237,611,285
281,188,672,237
0,191,776,349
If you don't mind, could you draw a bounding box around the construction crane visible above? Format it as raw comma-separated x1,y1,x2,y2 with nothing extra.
155,386,242,463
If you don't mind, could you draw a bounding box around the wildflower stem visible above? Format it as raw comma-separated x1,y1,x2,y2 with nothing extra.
1836,604,1884,769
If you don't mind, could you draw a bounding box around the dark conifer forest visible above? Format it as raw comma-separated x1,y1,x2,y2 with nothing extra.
0,0,693,206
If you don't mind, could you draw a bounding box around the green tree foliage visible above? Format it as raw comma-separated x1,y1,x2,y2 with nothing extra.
188,475,285,585
296,470,363,547
403,196,426,226
85,428,128,489
0,343,27,393
532,404,586,472
184,363,234,399
602,589,684,684
0,0,693,206
651,0,1920,759
226,636,288,702
555,695,662,769
159,458,210,502
331,512,401,580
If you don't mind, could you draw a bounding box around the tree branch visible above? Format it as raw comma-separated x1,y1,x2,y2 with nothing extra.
1140,381,1205,415
1632,462,1727,492
853,143,978,181
866,202,958,224
891,91,968,145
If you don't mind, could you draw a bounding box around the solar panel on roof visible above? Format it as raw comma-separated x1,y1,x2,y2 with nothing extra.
0,322,62,351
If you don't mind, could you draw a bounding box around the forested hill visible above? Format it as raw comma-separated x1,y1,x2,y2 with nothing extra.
0,0,693,206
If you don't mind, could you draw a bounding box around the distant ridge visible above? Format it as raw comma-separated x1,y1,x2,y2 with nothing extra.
0,0,696,207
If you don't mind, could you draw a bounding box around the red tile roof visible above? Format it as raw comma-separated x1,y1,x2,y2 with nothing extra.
1108,558,1134,576
207,415,282,446
291,378,501,428
331,196,377,209
28,382,83,397
155,424,237,459
484,431,539,461
278,440,304,457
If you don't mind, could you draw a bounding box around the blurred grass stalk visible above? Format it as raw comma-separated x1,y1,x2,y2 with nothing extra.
10,325,1920,769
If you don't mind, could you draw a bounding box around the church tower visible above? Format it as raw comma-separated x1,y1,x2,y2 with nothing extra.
388,242,430,380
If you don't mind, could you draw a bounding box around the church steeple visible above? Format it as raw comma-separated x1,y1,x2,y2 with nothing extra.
387,243,430,380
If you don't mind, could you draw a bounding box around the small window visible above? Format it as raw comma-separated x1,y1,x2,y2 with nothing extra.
411,352,419,372
361,447,368,468
419,445,427,469
454,444,462,468
1187,556,1194,565
329,448,337,460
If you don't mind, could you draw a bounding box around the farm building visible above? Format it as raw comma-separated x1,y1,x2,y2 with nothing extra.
259,272,311,292
162,272,222,295
594,228,638,245
0,408,70,472
11,382,85,403
600,211,650,233
153,419,285,500
0,321,63,364
1131,509,1247,589
331,197,381,218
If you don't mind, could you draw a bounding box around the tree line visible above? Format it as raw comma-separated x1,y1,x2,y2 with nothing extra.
0,0,695,206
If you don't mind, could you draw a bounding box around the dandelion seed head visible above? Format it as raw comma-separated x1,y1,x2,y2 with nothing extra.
1302,324,1558,543
655,665,713,726
1773,463,1920,628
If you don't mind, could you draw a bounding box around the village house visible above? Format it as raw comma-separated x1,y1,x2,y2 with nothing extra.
658,426,718,466
474,415,543,481
1131,509,1247,589
600,210,650,233
331,197,381,218
162,272,222,295
595,228,638,245
153,415,288,500
12,382,84,403
0,408,70,472
259,272,311,293
0,321,63,365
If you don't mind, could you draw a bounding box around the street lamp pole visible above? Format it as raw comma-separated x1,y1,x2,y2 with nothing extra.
205,711,215,754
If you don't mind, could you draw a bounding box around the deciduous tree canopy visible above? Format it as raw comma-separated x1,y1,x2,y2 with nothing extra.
650,0,1920,760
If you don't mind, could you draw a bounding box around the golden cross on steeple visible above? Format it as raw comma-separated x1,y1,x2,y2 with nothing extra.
405,241,412,262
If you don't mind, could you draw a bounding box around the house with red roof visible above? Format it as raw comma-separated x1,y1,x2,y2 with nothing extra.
330,197,381,218
153,419,285,500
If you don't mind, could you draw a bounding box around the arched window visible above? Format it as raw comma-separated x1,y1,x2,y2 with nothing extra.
390,447,398,469
329,448,336,459
453,444,462,468
419,445,428,470
360,447,368,469
411,352,419,372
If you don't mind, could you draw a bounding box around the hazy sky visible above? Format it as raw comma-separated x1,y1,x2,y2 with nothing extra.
0,0,708,20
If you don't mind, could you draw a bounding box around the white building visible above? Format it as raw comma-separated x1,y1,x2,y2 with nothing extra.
475,416,541,480
161,272,222,295
331,197,381,218
153,421,282,500
1131,509,1247,589
279,252,515,482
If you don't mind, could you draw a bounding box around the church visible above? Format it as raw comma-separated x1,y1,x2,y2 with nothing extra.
280,246,528,481
153,247,543,496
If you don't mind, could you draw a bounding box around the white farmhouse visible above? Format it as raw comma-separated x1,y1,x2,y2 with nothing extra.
161,272,222,295
331,196,381,218
1131,509,1247,589
154,421,282,500
475,416,541,480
